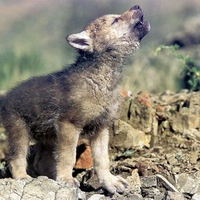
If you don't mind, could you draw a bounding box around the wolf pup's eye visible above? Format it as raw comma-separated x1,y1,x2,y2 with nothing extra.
111,18,118,25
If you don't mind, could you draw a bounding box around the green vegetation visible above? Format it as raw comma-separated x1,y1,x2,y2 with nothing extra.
155,45,200,91
0,50,44,90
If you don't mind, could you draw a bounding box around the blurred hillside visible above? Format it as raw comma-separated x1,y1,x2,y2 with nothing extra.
0,0,200,92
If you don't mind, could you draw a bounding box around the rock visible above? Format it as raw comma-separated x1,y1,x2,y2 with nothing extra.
165,154,177,165
75,139,93,169
141,174,182,199
156,174,179,193
165,191,185,200
157,91,200,134
153,91,200,150
172,167,181,175
88,194,109,200
141,176,157,188
189,151,199,164
129,91,155,133
80,169,102,192
119,95,132,122
0,176,86,200
192,193,200,200
126,194,143,200
136,161,153,177
142,187,162,199
126,169,141,194
175,173,199,195
171,107,199,133
114,193,144,200
110,119,151,151
141,175,164,199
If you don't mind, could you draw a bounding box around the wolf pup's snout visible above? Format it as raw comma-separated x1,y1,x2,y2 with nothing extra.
130,5,142,11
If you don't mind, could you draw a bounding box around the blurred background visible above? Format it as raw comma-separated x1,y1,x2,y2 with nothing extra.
0,0,200,93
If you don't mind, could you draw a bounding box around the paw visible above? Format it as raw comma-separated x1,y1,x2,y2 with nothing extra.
14,174,31,180
99,173,129,194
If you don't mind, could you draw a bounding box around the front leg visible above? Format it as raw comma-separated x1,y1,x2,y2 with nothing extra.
89,128,128,194
56,121,80,186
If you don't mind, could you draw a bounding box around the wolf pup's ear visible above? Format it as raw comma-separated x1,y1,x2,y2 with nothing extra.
66,31,93,52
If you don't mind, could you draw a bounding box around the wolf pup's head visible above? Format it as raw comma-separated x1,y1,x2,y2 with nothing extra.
67,5,150,56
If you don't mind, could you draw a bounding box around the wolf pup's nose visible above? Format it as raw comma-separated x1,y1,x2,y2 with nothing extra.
130,5,141,11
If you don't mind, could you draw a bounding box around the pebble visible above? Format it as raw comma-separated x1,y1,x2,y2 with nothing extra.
175,173,198,194
192,193,200,200
165,191,185,200
88,194,108,200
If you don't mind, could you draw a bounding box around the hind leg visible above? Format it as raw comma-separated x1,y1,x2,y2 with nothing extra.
3,113,30,179
56,121,80,185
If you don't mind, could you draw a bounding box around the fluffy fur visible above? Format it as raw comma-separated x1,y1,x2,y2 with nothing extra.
0,5,150,193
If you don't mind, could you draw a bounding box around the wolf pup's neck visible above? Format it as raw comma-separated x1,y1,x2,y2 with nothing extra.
76,50,124,72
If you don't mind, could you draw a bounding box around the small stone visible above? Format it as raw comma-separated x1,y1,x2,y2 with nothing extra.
75,139,93,169
126,169,141,194
165,154,177,165
113,193,143,200
131,169,141,185
172,166,181,174
142,187,161,199
123,193,144,200
175,173,198,194
110,120,151,150
154,193,166,200
0,177,86,200
136,161,152,177
192,193,200,200
171,107,199,133
130,91,154,133
156,174,179,193
141,175,157,188
162,120,170,129
189,151,199,164
165,191,185,200
87,194,108,200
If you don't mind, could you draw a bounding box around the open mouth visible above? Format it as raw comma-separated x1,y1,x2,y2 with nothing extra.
140,15,144,23
134,11,150,32
130,5,150,39
133,15,150,39
132,8,145,28
134,14,145,30
138,21,150,40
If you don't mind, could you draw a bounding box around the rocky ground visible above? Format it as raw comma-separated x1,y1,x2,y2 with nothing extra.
0,90,200,200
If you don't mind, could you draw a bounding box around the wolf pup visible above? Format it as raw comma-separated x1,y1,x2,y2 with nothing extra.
1,5,150,193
